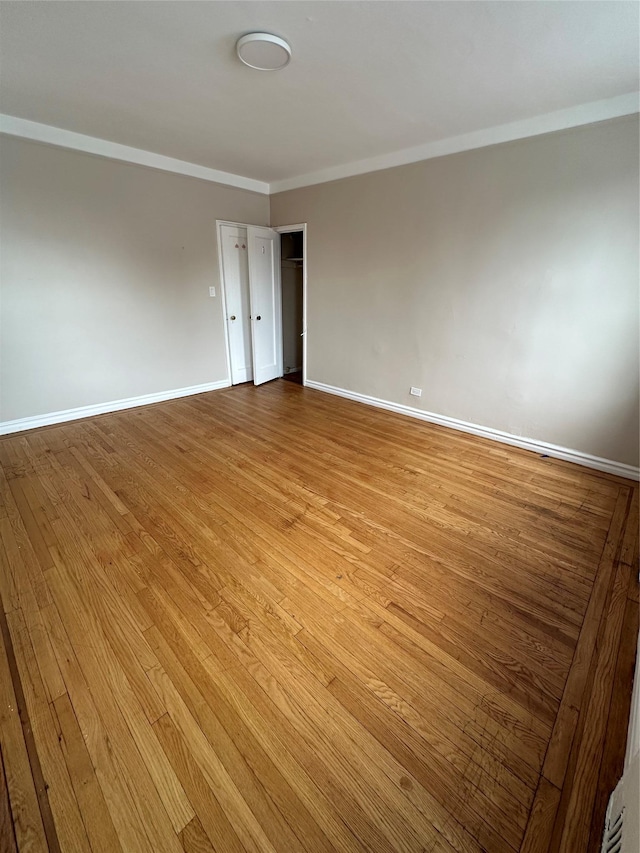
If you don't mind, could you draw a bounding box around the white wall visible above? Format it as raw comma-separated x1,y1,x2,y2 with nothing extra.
271,116,640,468
0,136,269,423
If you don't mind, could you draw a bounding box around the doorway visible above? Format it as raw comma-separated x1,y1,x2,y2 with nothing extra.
276,224,307,386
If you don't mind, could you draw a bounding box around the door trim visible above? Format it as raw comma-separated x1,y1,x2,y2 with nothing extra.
275,224,308,387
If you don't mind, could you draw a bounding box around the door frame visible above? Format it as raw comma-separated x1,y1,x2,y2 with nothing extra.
274,223,308,387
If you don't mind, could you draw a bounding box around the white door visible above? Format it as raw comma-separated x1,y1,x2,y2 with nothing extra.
220,225,253,384
247,227,283,385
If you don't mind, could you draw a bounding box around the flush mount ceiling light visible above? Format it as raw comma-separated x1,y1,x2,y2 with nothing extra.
236,32,291,71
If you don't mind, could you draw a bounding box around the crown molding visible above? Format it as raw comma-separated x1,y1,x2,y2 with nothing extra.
0,114,270,195
2,93,638,198
269,92,640,194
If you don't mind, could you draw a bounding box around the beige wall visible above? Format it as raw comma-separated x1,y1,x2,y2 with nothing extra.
271,116,640,467
3,120,638,465
0,136,268,422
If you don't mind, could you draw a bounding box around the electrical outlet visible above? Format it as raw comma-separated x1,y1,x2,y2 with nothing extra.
410,387,422,397
209,287,216,297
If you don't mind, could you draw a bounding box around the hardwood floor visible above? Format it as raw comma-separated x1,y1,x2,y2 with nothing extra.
0,380,637,853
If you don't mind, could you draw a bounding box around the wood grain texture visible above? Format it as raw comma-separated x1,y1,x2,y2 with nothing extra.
0,600,52,852
0,380,637,852
519,777,561,853
0,744,18,853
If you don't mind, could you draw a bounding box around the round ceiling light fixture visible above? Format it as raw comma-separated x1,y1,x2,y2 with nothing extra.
236,32,291,71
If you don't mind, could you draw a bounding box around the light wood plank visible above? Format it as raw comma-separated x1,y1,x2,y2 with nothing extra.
0,382,636,853
0,619,47,853
51,693,123,853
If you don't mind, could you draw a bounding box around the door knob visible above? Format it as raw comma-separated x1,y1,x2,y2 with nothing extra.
256,315,262,321
230,315,236,321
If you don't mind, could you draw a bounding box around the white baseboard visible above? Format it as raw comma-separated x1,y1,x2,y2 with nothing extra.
306,380,640,481
0,379,231,436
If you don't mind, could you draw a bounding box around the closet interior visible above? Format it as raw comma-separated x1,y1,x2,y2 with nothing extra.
280,231,304,383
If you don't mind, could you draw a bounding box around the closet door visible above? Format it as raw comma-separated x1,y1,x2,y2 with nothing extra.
247,227,283,385
220,225,253,384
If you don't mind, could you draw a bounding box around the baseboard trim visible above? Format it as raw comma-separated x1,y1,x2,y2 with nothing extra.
0,380,231,436
306,380,639,481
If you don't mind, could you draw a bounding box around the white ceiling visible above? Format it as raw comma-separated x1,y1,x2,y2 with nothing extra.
0,1,638,189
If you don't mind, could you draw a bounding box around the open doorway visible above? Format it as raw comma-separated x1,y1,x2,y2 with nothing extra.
276,224,306,385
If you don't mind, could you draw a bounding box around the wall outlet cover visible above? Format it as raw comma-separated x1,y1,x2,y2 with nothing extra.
209,286,216,297
410,387,422,397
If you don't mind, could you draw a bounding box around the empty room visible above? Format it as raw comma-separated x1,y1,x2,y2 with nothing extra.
0,2,639,852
